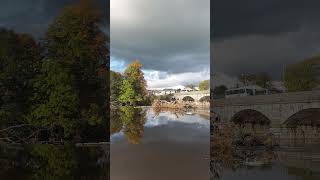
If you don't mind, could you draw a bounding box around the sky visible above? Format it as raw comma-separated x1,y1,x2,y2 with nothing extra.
0,0,109,38
110,0,210,90
211,0,320,84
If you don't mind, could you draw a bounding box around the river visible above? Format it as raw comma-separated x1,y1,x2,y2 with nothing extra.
211,120,320,180
110,106,210,180
0,144,109,179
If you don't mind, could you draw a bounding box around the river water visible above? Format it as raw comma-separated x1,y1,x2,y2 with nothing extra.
110,106,210,180
0,144,109,179
211,122,320,180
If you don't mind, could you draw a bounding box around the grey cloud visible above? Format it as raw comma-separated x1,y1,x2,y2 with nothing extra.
0,0,109,38
211,0,320,80
212,0,320,41
111,0,210,73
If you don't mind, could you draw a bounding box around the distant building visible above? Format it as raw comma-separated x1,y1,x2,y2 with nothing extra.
147,86,202,97
148,89,178,96
181,87,193,92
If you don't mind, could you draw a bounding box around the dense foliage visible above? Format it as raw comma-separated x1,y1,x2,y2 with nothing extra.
110,71,123,104
284,56,320,92
0,29,41,129
199,80,210,90
111,60,150,106
0,0,109,143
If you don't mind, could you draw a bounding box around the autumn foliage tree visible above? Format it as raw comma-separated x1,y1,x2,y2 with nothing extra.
119,60,147,105
110,71,123,104
40,0,108,140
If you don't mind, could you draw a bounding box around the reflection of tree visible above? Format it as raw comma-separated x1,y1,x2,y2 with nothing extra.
110,109,123,135
120,107,147,144
28,145,78,180
210,113,276,180
0,144,109,179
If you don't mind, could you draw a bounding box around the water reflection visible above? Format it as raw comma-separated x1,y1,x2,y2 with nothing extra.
111,107,210,180
0,144,109,180
111,107,210,144
111,107,147,144
210,113,320,180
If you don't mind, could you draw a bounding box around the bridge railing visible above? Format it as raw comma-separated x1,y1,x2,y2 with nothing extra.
212,90,320,107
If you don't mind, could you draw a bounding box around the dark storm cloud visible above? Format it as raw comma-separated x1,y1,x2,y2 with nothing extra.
211,0,320,79
111,0,210,74
0,0,109,38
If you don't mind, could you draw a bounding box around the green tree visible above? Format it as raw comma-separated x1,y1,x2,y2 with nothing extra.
0,29,40,129
110,71,123,104
213,85,227,95
119,79,138,105
27,59,79,138
120,60,147,105
284,56,320,92
45,0,109,134
199,80,210,90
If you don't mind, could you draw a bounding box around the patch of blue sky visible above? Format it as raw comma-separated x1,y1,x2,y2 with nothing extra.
110,56,126,73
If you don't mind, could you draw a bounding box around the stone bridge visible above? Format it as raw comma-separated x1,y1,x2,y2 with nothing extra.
212,91,320,128
173,90,210,102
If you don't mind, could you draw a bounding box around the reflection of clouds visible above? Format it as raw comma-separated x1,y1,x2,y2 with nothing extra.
145,111,210,128
110,131,124,142
111,108,210,144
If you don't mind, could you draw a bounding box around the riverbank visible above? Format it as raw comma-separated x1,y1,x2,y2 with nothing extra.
152,99,210,109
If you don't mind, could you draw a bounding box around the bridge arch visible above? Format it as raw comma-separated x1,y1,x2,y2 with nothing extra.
283,108,320,128
231,109,271,126
199,96,210,102
182,96,195,102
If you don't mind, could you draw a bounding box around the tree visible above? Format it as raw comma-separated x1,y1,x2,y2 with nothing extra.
119,79,138,105
110,71,123,104
238,73,250,86
46,0,108,67
238,72,271,89
27,59,79,138
199,80,210,91
252,72,271,89
45,0,109,134
284,56,320,92
120,60,147,105
0,29,41,129
213,85,227,95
